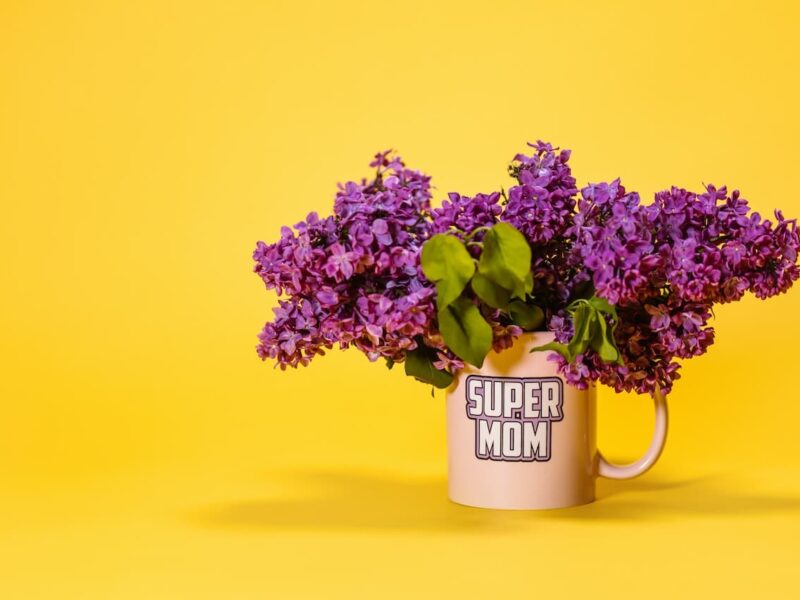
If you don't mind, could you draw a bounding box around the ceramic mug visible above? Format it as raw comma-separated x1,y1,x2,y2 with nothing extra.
446,331,668,509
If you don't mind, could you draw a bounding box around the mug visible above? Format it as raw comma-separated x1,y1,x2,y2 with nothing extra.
446,331,668,510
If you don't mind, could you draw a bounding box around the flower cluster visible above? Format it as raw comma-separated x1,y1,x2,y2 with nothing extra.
431,191,502,237
253,151,439,368
431,142,579,306
502,142,580,308
553,180,799,393
254,143,799,395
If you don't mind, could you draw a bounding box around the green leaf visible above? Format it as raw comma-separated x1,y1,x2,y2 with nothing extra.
566,303,595,359
589,312,620,363
438,297,493,368
531,295,623,366
523,271,534,296
385,357,395,370
531,340,570,360
508,301,545,331
420,234,475,309
588,295,618,318
471,272,511,309
404,345,454,389
477,223,532,300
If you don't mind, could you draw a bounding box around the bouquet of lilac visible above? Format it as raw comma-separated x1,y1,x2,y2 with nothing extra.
253,142,799,395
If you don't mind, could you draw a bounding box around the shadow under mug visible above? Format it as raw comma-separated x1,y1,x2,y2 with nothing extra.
446,331,668,510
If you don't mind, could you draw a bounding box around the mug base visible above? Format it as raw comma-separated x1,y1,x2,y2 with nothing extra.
447,493,595,511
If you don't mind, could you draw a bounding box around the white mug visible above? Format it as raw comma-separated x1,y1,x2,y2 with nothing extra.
446,332,668,509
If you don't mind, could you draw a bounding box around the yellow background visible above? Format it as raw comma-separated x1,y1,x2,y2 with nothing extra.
2,1,800,597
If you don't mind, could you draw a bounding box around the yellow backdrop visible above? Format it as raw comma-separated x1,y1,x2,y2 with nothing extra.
2,1,799,597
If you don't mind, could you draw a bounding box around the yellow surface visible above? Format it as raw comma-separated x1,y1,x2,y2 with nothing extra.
2,1,800,597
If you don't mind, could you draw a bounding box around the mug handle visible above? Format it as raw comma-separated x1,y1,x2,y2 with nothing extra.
597,387,669,479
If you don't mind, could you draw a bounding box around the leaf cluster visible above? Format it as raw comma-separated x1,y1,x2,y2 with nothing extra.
405,223,545,388
531,296,623,365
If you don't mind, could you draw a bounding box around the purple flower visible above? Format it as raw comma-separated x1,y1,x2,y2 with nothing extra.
254,144,800,396
431,192,502,237
645,304,671,332
254,151,444,370
372,219,393,246
324,243,358,280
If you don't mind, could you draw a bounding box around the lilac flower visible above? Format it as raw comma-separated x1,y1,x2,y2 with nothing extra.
433,352,465,372
502,142,578,246
431,192,502,237
645,304,671,332
324,243,358,280
548,177,799,394
254,143,800,396
372,219,393,246
254,151,461,371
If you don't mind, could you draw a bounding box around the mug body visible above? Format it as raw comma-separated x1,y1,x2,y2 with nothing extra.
446,332,597,510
